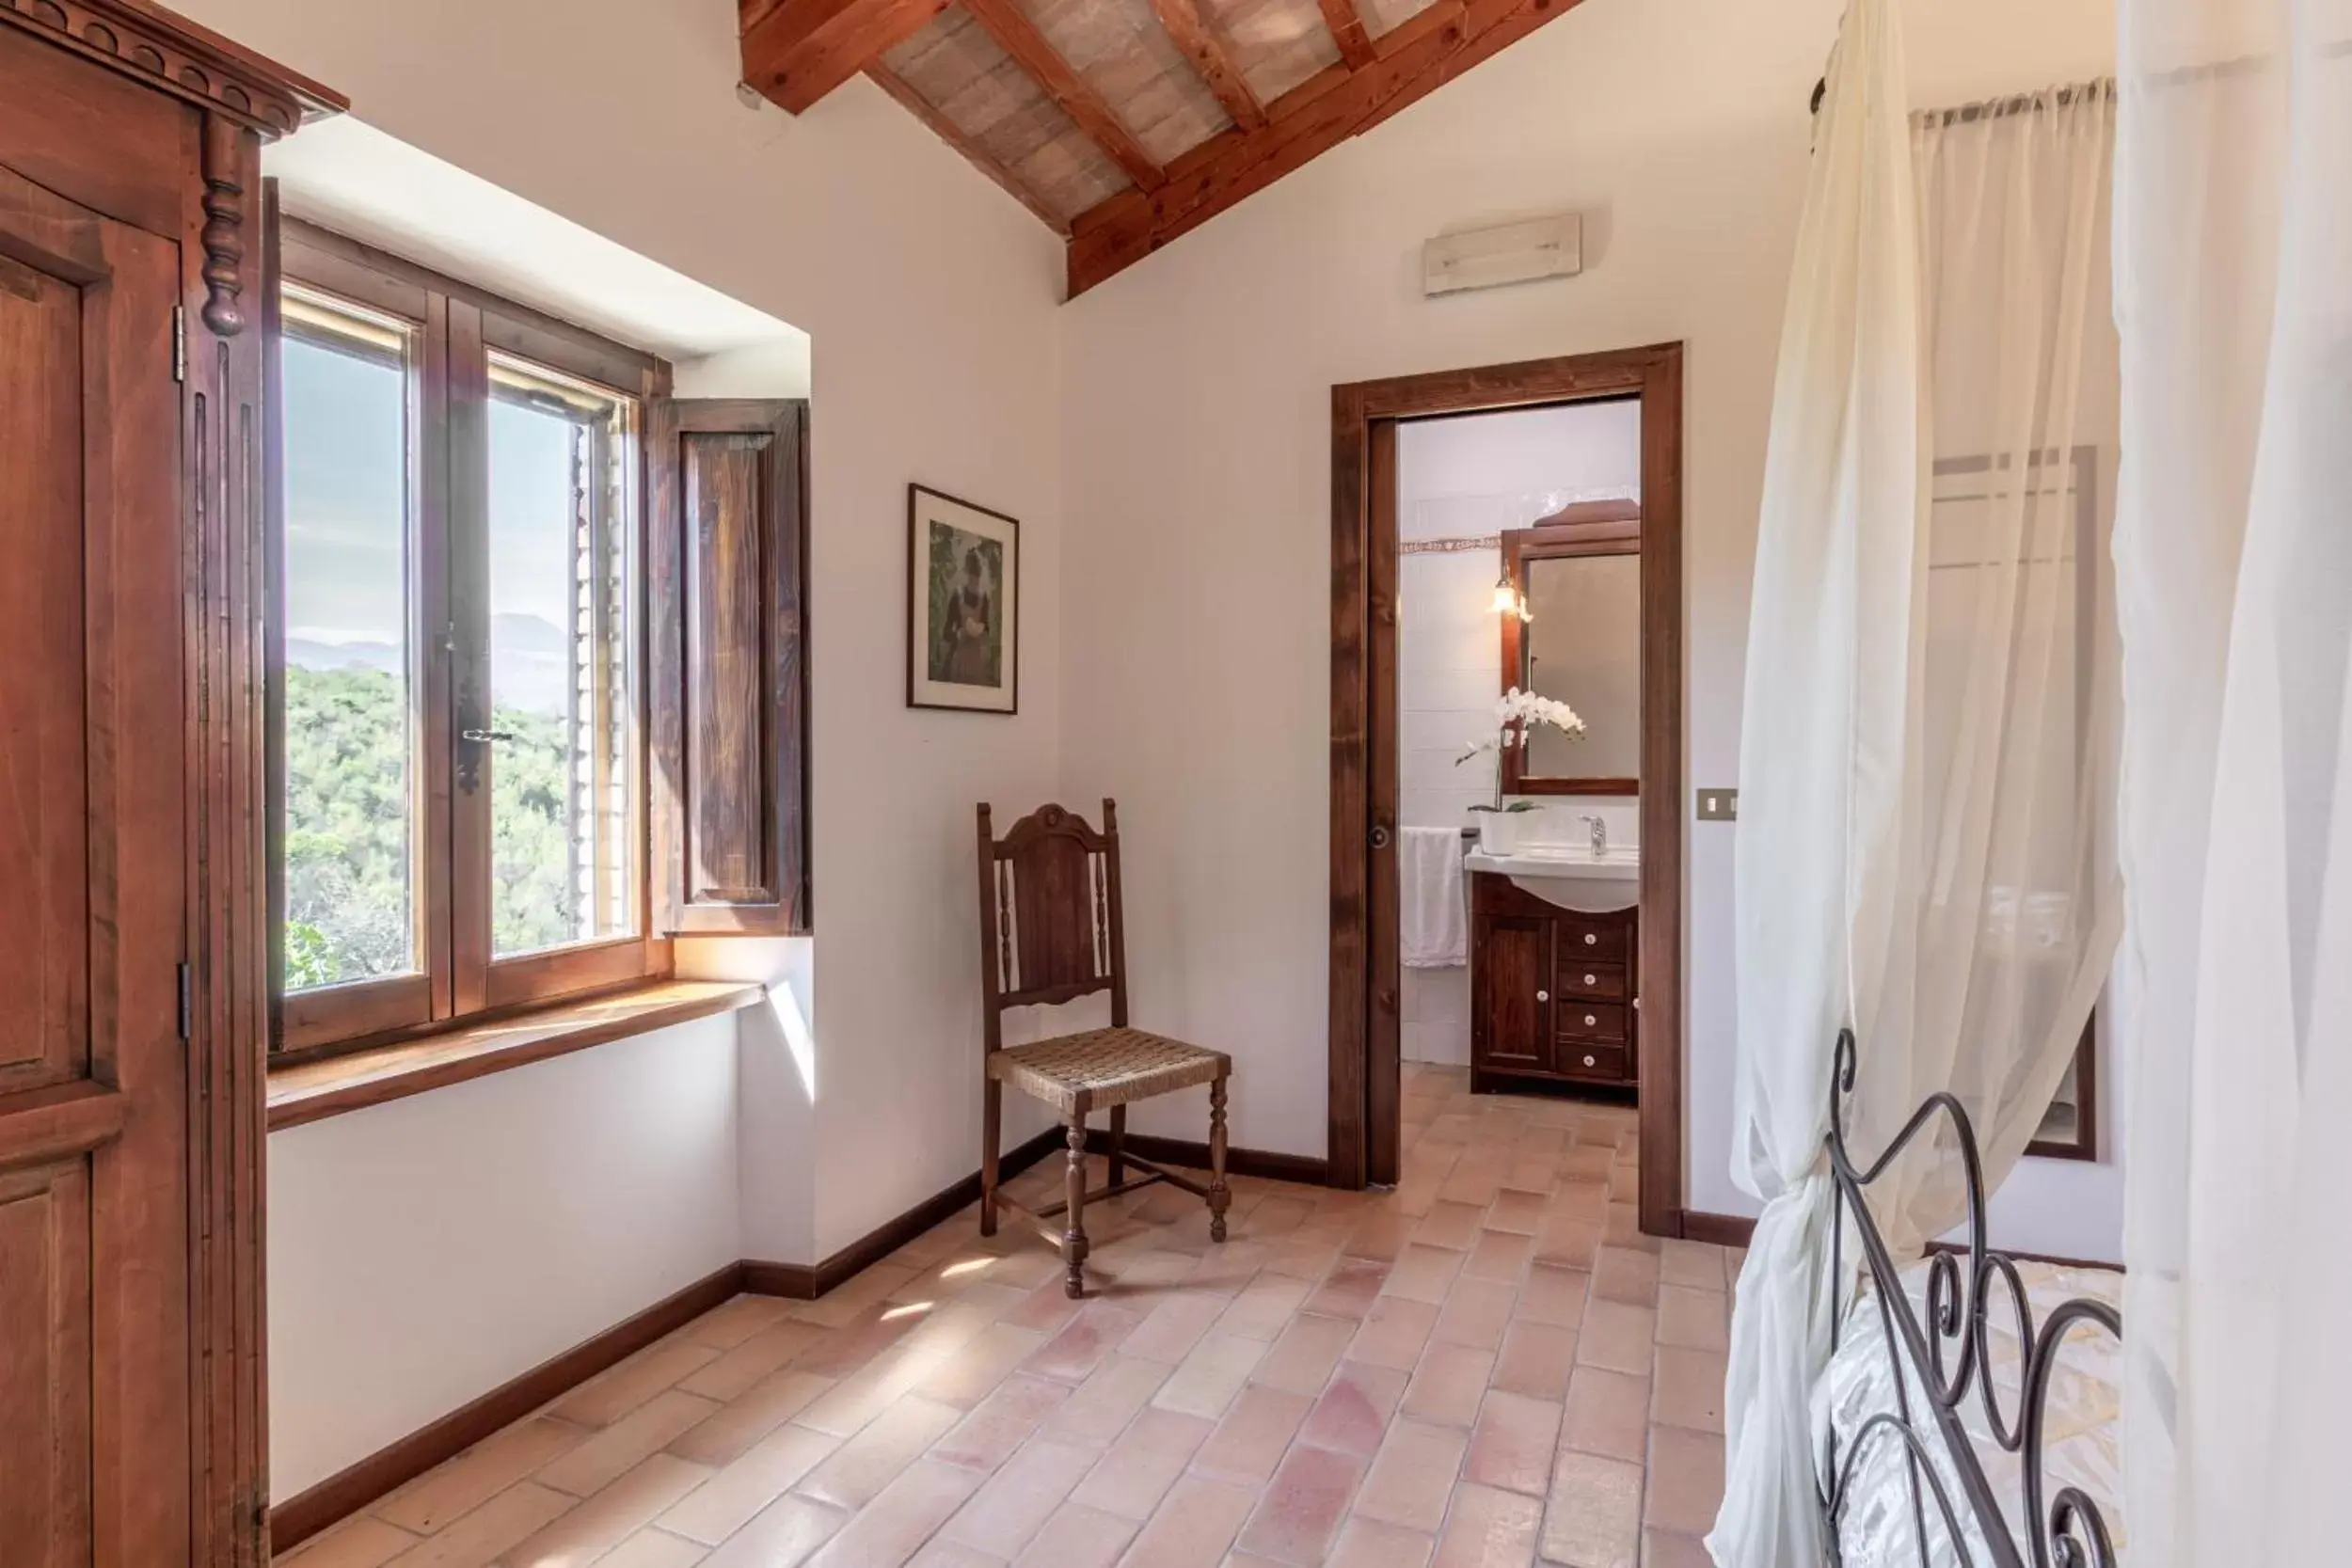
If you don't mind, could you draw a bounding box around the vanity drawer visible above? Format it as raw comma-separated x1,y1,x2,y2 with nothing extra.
1559,1041,1632,1082
1555,917,1628,962
1558,1001,1630,1043
1556,960,1629,1002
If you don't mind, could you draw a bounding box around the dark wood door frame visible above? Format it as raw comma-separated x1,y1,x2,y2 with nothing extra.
1328,343,1686,1238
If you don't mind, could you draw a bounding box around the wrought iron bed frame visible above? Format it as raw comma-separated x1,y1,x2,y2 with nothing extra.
1819,1029,2122,1568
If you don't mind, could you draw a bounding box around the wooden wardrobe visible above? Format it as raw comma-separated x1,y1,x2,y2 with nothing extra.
0,6,338,1563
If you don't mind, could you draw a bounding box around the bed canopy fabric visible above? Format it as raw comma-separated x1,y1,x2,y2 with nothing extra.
1711,0,2123,1559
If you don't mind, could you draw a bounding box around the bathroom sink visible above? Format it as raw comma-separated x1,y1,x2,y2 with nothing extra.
1465,847,1640,913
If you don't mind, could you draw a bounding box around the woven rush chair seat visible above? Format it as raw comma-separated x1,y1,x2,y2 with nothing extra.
987,1029,1230,1115
976,800,1232,1298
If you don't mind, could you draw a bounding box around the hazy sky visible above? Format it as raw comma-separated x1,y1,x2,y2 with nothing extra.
283,334,580,657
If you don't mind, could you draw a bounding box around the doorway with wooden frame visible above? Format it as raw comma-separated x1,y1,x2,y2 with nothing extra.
1327,344,1687,1238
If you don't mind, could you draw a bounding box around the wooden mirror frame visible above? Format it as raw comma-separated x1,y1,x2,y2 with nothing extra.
1500,499,1644,796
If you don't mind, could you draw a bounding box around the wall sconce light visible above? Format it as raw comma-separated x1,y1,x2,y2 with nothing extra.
1490,576,1531,622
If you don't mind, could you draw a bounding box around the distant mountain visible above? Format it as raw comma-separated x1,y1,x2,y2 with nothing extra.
284,613,576,718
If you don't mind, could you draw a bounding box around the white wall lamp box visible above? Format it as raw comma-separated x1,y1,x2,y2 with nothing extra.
1422,213,1583,297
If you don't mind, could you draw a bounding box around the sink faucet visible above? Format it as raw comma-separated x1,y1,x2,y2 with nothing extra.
1580,814,1606,854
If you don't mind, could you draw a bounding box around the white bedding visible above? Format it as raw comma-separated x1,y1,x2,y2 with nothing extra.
1813,1257,2124,1566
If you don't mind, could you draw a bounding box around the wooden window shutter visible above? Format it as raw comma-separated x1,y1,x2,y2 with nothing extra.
647,399,811,935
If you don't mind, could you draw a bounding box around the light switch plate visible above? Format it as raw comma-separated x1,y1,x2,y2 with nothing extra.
1696,787,1740,821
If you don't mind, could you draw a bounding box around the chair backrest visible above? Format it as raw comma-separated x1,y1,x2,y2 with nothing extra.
975,800,1127,1051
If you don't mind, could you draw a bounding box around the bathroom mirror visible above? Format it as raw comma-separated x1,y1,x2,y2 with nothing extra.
1500,502,1642,794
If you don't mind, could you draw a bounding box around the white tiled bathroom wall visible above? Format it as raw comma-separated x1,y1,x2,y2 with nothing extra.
1397,403,1643,1065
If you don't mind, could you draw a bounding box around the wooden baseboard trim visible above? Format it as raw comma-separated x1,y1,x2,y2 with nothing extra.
743,1126,1067,1300
268,1259,744,1553
1120,1132,1329,1188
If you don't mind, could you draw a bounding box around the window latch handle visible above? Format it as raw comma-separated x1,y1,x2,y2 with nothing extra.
461,728,515,744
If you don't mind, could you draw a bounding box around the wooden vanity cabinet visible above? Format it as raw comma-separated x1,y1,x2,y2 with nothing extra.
1469,872,1639,1092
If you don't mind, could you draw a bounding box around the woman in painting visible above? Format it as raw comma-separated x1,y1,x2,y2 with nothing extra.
942,546,995,687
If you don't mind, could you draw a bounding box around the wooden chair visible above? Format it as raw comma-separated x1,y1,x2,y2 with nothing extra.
977,800,1231,1297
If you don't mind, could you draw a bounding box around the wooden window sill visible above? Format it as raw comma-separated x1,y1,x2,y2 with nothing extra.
265,980,768,1132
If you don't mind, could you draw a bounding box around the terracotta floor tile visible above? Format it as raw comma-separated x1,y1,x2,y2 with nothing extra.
1002,1278,1086,1335
680,1318,828,1402
1483,1190,1548,1237
1070,1405,1214,1520
1009,1502,1138,1568
1461,1390,1562,1497
1489,1320,1577,1402
792,1307,927,1382
906,1539,1005,1568
1248,1312,1357,1396
796,1353,927,1437
1233,1442,1367,1566
1430,1481,1542,1568
808,1456,984,1567
1297,1359,1408,1457
1117,1472,1258,1568
555,1339,724,1429
381,1481,575,1568
1353,1418,1467,1533
1411,1200,1487,1252
1560,1368,1650,1464
1642,1426,1724,1536
1540,1449,1643,1568
1657,1241,1726,1293
1043,1354,1172,1447
1593,1247,1661,1307
538,1391,722,1497
1347,1295,1439,1371
1122,1291,1232,1365
916,1321,1051,1409
792,1261,922,1329
1343,1209,1415,1262
505,1452,711,1568
281,1518,420,1568
1642,1528,1714,1568
933,1372,1073,1470
1023,1302,1148,1384
1327,1517,1438,1568
1215,1275,1312,1340
940,1437,1097,1556
1575,1301,1658,1378
697,1494,846,1568
1305,1256,1392,1319
1652,1288,1727,1355
796,1395,961,1511
1432,1277,1517,1353
1649,1347,1725,1435
1534,1216,1605,1271
667,1368,835,1466
1461,1229,1532,1283
1381,1243,1468,1306
659,1421,840,1544
1152,1331,1267,1419
1399,1342,1494,1428
1604,1204,1661,1256
1515,1263,1593,1330
1243,1196,1315,1238
593,1528,711,1568
375,1417,588,1534
1191,1383,1313,1483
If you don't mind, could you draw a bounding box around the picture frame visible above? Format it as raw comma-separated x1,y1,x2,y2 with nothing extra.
907,483,1020,714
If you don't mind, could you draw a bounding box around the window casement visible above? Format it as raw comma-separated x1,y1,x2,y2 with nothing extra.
267,218,811,1064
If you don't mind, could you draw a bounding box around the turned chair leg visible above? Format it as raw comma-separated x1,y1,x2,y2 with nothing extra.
980,1078,1001,1237
1208,1076,1232,1243
1062,1116,1090,1298
1108,1104,1127,1186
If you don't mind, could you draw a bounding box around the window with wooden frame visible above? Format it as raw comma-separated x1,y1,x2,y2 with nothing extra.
267,218,811,1061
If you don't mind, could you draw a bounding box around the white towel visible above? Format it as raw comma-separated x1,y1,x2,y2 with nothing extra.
1399,827,1469,968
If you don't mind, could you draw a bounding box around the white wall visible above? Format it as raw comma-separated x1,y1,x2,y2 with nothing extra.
198,0,1076,1496
1058,0,2120,1258
267,1018,740,1497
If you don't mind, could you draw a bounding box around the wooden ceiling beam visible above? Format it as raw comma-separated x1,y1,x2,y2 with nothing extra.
1316,0,1379,70
866,63,1074,234
961,0,1168,191
1066,0,1587,294
1146,0,1268,132
739,0,951,114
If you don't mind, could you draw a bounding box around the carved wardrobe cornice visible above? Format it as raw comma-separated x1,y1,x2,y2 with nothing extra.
0,0,344,135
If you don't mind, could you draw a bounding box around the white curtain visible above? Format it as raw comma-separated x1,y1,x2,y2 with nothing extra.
2113,0,2352,1561
1714,5,2124,1558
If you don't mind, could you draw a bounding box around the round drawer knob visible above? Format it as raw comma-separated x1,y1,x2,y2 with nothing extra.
1583,1053,1597,1068
1583,973,1597,986
1584,1014,1597,1026
1583,933,1598,946
1536,990,1549,1002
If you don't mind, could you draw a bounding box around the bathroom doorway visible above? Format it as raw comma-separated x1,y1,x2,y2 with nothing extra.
1327,346,1686,1238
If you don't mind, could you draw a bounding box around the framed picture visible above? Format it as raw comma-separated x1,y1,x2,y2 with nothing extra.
907,483,1020,714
